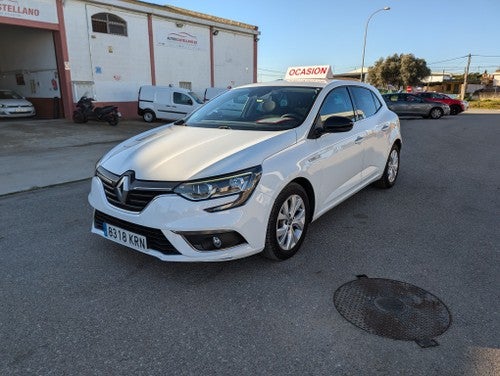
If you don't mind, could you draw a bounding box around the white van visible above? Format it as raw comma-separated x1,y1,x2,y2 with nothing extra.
138,85,203,122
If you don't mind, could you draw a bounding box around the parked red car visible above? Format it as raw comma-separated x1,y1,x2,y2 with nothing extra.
415,92,468,115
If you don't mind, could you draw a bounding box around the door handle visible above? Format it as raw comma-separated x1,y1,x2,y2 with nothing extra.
355,136,364,144
381,125,390,131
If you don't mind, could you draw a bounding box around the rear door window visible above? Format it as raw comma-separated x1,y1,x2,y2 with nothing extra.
349,86,378,120
318,87,356,123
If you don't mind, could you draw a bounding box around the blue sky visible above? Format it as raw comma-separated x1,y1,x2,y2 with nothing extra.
165,0,500,81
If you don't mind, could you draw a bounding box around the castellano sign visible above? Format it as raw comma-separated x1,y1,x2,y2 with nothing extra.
0,0,58,24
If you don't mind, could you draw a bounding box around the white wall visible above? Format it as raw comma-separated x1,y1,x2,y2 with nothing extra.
64,0,93,83
63,0,256,102
64,1,151,101
213,31,254,88
152,18,211,94
0,24,60,98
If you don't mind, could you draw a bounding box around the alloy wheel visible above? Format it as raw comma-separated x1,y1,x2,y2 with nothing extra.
276,194,306,251
387,149,399,183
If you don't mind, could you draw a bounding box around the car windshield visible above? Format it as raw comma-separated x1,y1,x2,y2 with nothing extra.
189,91,204,104
184,86,322,131
0,90,23,100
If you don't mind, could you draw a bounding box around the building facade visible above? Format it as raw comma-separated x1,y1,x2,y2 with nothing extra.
0,0,259,118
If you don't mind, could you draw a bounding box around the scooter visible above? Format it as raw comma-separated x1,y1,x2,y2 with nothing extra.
72,96,120,125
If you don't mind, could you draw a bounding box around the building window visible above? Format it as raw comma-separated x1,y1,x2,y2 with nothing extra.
179,81,192,90
91,13,127,36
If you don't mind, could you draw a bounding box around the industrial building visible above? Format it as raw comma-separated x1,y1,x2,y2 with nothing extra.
0,0,259,118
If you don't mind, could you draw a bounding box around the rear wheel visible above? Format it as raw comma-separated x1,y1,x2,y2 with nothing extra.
450,105,461,115
72,110,87,123
108,114,119,126
262,183,310,260
374,144,400,188
429,107,443,119
143,110,156,123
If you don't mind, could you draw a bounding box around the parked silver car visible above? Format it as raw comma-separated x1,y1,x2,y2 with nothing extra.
0,90,36,118
382,93,450,119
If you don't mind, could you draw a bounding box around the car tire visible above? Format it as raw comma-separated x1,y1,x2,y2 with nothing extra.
374,144,400,189
429,107,443,119
450,105,461,115
143,110,156,123
262,183,310,261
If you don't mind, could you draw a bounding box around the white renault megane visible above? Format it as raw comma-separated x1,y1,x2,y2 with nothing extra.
88,66,401,262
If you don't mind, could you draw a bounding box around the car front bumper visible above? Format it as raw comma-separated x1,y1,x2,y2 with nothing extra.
0,107,36,117
88,176,273,262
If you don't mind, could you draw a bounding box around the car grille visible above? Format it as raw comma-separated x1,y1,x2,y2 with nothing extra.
94,210,181,255
4,105,34,114
96,167,177,212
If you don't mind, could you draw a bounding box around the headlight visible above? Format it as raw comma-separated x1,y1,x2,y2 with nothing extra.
174,166,262,212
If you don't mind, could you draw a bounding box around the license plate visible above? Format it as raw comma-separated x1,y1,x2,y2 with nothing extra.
103,223,147,252
15,108,25,112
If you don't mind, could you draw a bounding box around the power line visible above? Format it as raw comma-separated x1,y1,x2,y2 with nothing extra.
428,56,468,65
429,54,500,66
473,55,500,58
258,68,286,74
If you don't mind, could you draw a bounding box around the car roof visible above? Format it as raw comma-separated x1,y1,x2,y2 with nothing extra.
236,79,377,91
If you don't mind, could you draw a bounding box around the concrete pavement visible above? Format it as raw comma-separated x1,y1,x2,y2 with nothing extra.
1,109,499,196
1,112,499,375
0,118,154,196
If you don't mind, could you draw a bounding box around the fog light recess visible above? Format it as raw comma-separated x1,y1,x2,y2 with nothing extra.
181,231,247,251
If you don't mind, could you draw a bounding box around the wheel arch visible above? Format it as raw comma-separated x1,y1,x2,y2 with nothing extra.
289,177,315,222
394,138,402,151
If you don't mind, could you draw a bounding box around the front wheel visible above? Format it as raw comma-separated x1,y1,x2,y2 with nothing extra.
429,107,443,119
262,183,310,260
374,144,400,188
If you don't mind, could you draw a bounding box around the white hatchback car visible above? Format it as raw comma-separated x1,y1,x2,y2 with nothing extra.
89,66,401,262
0,89,36,118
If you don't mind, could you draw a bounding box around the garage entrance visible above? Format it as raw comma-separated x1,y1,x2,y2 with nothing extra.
0,0,72,120
0,24,62,118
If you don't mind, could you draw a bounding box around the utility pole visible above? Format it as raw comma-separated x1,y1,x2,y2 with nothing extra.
460,54,472,100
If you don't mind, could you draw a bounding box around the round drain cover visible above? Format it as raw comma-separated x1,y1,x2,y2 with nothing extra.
333,277,451,342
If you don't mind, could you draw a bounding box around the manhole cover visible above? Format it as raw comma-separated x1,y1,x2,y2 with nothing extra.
333,276,451,347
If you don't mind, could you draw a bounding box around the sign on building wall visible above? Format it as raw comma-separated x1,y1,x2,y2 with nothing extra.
0,0,58,24
158,30,206,51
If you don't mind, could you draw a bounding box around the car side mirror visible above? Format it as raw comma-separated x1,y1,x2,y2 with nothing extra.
187,99,193,106
323,116,354,133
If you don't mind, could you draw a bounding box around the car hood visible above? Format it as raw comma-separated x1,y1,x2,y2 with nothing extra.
0,98,33,106
99,124,297,181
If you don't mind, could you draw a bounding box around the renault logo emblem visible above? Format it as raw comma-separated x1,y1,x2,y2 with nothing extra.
115,174,131,204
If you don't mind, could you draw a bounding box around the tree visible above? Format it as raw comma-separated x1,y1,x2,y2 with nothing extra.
368,53,430,89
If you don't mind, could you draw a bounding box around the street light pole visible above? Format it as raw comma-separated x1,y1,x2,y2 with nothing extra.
360,6,390,82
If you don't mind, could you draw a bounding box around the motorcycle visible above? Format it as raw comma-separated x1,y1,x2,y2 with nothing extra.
72,96,120,126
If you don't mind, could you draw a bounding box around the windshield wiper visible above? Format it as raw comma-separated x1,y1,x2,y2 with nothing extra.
174,119,186,125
